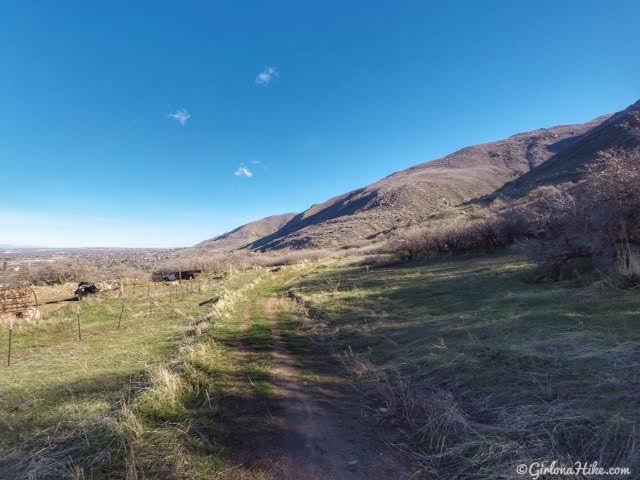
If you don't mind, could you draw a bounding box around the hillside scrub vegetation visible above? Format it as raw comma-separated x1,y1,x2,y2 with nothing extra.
390,153,640,284
526,152,640,282
390,208,529,260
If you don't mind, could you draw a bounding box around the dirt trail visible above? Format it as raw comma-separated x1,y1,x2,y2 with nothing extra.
256,296,412,480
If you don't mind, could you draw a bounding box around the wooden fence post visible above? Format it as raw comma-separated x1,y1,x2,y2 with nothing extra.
76,304,82,341
7,315,13,366
117,302,125,329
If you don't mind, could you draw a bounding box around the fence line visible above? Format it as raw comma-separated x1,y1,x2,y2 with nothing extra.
2,275,217,367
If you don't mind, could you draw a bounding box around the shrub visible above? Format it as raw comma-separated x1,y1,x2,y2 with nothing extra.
391,209,530,260
254,248,334,267
527,152,640,282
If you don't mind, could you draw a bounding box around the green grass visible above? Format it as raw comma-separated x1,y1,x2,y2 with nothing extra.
278,311,312,355
247,317,273,350
0,296,189,446
0,270,268,479
246,317,274,396
247,360,274,396
289,253,640,479
5,253,633,479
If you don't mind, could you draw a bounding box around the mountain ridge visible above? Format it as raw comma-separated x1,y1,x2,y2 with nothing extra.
196,101,639,252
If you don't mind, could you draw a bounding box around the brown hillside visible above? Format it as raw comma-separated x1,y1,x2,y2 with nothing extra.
196,213,296,251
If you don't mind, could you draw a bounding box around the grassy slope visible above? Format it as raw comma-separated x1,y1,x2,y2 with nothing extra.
0,265,314,479
289,253,640,479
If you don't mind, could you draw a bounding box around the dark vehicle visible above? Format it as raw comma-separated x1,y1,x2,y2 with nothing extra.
75,282,98,297
153,269,202,282
179,270,201,280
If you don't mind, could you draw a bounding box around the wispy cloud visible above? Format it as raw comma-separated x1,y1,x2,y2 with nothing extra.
167,108,191,126
255,66,279,86
234,166,253,178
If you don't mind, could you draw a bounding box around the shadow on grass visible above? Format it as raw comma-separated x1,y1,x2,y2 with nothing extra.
283,253,640,477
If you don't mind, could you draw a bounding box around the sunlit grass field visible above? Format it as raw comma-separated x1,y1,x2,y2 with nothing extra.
0,270,269,478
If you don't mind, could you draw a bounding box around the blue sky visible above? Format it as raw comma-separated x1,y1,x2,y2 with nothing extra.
1,0,639,248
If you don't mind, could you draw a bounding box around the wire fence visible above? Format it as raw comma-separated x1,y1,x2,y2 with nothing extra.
1,275,220,367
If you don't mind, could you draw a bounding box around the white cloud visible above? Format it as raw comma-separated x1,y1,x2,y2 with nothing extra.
167,108,191,126
234,166,253,178
255,66,279,86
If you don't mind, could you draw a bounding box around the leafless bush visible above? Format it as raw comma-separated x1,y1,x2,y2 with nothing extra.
390,210,529,261
22,260,117,285
253,248,334,267
22,262,75,285
526,152,640,282
155,252,230,272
